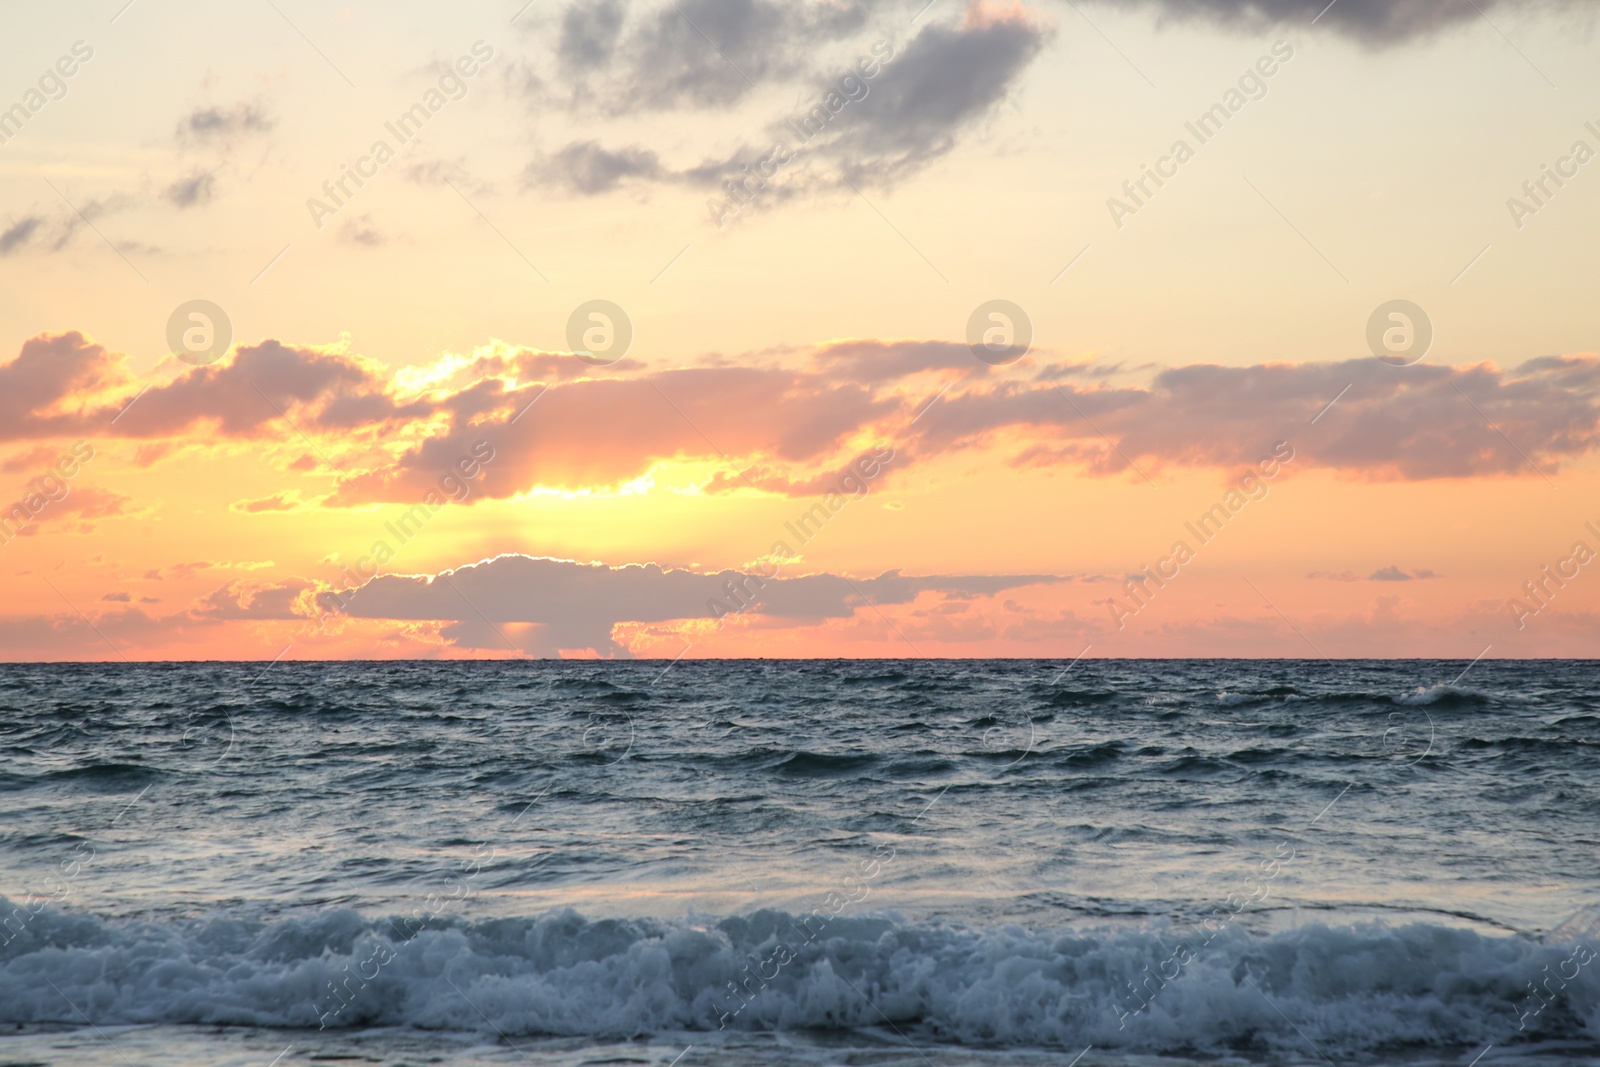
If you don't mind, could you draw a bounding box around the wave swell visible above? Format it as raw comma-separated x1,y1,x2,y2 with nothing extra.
2,903,1596,1057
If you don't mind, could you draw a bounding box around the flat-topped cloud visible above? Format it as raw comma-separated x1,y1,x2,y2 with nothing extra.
319,553,1065,656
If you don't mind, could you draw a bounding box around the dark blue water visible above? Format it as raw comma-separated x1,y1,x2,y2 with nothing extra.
1,660,1596,1065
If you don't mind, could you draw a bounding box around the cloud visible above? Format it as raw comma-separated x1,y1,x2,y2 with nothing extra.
162,100,275,208
817,339,982,382
1116,0,1581,45
325,363,896,504
0,335,426,446
53,485,133,522
0,217,42,256
191,579,312,620
557,0,628,73
0,333,130,437
1,444,61,474
0,606,168,659
8,332,1600,503
813,5,1049,186
514,0,1587,225
1369,565,1440,581
907,355,1600,481
145,560,275,581
1310,566,1440,581
0,196,138,258
319,553,1062,656
165,172,216,208
538,4,1050,205
558,0,872,113
401,158,492,193
702,446,895,496
339,214,387,247
531,140,664,194
131,443,177,468
176,102,273,144
230,491,305,514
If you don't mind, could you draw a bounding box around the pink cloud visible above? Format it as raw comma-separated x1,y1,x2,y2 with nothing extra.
4,331,1597,507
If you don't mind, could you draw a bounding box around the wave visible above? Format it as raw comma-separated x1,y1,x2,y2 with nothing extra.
1043,688,1122,706
1052,740,1127,767
3,903,1594,1057
1396,684,1492,706
771,751,879,777
1460,736,1594,754
29,762,163,792
1215,689,1302,706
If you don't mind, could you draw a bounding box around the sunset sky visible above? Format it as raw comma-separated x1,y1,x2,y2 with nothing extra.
1,0,1597,659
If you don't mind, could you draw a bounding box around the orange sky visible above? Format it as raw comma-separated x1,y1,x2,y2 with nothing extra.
1,0,1596,659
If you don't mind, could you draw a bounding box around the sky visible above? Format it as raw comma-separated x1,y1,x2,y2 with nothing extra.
0,0,1597,660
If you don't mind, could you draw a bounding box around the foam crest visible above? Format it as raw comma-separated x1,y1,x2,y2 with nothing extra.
3,901,1595,1058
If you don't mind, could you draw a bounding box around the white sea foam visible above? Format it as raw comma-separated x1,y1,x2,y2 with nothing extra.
1396,683,1488,705
2,901,1595,1058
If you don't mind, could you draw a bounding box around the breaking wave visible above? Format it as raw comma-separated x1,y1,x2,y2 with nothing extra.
2,902,1596,1058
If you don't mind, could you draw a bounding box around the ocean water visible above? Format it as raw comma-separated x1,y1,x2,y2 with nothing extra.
1,659,1596,1067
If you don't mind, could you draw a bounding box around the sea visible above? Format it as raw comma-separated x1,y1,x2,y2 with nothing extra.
0,659,1595,1067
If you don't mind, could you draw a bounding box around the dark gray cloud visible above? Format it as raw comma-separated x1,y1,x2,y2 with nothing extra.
0,196,137,255
46,195,127,251
401,158,495,196
176,102,273,144
615,0,795,109
1311,565,1442,580
531,140,663,194
0,217,41,256
683,14,1050,196
339,214,387,247
525,0,1579,214
558,0,628,73
827,12,1049,184
158,99,275,210
560,0,876,112
1117,0,1571,46
536,0,1549,131
535,6,1050,206
1369,565,1440,581
165,172,216,208
320,553,1062,656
